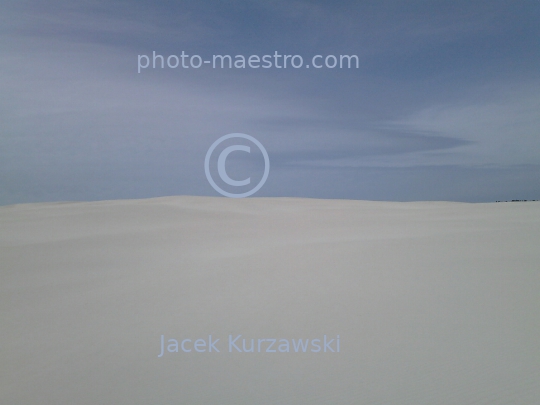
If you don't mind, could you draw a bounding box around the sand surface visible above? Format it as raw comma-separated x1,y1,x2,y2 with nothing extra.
1,197,539,404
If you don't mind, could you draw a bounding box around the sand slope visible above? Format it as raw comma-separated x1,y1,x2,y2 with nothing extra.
1,197,539,404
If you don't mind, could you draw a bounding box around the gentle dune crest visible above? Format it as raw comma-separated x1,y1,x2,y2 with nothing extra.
1,197,539,405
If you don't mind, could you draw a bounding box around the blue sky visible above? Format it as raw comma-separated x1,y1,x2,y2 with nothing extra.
1,0,539,203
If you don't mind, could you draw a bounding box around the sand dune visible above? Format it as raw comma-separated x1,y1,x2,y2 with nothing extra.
1,197,539,404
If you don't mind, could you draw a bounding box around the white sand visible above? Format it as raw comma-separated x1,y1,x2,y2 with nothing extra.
1,197,539,404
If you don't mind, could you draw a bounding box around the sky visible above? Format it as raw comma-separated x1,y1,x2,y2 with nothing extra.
1,0,539,204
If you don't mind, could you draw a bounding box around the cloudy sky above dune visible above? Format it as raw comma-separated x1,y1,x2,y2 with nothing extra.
1,0,539,204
